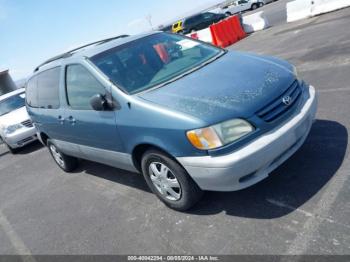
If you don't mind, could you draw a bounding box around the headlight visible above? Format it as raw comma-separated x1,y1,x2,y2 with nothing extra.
292,66,298,78
3,124,23,135
186,119,255,150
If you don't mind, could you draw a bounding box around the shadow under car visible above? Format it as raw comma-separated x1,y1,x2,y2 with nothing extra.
54,119,347,216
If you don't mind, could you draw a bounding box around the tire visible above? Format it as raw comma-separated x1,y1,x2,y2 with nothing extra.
251,3,258,10
141,149,203,211
258,2,264,7
47,139,78,172
5,142,18,154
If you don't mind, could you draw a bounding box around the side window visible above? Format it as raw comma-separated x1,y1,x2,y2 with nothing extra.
26,76,39,108
37,67,61,109
203,13,214,19
66,64,106,110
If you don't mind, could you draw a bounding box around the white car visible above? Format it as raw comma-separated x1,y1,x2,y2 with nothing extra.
217,0,264,16
262,0,278,4
0,88,37,153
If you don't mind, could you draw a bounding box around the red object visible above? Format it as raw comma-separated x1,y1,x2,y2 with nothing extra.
224,19,238,44
209,16,245,48
229,16,246,40
221,20,232,45
209,25,218,46
210,22,229,48
153,44,170,64
190,33,199,40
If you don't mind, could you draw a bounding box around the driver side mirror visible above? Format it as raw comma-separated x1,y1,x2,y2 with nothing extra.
90,94,108,111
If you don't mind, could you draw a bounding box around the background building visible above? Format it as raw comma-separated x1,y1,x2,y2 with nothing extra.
0,69,17,95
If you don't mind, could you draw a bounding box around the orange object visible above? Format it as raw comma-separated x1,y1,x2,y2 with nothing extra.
229,16,246,40
153,44,170,64
224,18,238,45
209,24,218,46
210,23,225,48
223,19,234,45
216,21,230,48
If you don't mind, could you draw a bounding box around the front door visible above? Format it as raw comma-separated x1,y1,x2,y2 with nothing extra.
62,64,126,168
238,0,250,12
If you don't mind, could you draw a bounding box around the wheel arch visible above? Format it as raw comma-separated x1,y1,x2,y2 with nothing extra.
132,143,178,173
38,132,50,146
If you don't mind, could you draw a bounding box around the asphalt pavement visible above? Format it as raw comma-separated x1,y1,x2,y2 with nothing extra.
0,2,349,256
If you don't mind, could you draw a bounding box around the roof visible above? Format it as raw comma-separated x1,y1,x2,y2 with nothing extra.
0,69,9,76
0,88,25,102
34,32,157,73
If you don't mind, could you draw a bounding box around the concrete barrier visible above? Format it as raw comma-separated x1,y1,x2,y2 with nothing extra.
287,0,312,23
189,28,213,43
242,11,269,33
287,0,350,22
312,0,350,16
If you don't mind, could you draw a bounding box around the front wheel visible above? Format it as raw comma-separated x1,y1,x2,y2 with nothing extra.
141,149,203,211
251,3,258,10
47,140,78,172
5,142,18,154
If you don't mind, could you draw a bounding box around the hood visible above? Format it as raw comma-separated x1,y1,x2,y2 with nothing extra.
0,107,30,128
139,51,296,124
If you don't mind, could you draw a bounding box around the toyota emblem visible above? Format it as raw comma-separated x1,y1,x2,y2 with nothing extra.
282,96,292,106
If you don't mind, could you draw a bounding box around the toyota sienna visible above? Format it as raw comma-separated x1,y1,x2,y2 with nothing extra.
26,32,318,210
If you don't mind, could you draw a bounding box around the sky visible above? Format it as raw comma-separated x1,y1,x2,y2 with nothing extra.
0,0,223,81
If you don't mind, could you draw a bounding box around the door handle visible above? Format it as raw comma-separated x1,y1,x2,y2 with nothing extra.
68,116,76,125
58,116,65,124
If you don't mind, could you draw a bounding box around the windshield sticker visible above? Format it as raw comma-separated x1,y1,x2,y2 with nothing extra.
177,39,200,50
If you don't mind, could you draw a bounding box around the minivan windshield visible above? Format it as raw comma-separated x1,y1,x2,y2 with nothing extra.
0,93,25,116
90,33,223,94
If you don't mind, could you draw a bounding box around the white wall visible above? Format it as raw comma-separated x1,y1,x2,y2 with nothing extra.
287,0,350,22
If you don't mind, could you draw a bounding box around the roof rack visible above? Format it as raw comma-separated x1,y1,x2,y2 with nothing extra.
34,34,129,72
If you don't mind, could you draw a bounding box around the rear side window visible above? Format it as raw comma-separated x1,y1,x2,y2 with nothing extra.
203,13,214,19
37,67,61,109
186,15,200,25
26,76,39,108
66,64,106,110
26,67,60,109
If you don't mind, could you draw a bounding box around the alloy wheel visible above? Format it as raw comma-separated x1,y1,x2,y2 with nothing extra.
50,144,65,168
148,162,182,201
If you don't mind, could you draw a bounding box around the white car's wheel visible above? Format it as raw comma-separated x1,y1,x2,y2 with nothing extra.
251,3,258,10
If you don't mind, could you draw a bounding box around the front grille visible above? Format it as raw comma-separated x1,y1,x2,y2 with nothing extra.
21,119,33,128
17,136,34,145
257,81,302,122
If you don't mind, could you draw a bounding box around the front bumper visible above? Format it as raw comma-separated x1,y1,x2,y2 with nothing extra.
177,85,318,191
2,126,37,149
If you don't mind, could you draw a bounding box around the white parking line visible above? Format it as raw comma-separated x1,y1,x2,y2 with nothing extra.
273,164,349,254
0,209,36,262
266,198,350,230
318,87,350,93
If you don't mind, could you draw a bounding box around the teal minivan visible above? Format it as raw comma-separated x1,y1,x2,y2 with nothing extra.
26,32,318,210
